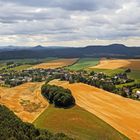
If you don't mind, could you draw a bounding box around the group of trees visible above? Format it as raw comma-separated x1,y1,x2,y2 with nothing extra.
41,84,75,108
0,105,74,140
119,83,140,98
60,73,116,93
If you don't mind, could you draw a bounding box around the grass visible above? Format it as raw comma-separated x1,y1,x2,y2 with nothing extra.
0,57,57,72
88,68,125,76
116,70,140,88
34,105,128,140
9,65,32,71
127,70,140,83
88,68,140,88
67,58,99,71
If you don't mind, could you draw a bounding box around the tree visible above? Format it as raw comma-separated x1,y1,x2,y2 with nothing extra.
41,84,75,108
0,105,74,140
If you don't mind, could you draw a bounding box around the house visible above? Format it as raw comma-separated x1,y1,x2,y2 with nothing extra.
136,91,140,99
123,87,131,96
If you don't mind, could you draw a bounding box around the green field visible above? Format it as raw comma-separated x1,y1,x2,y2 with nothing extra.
34,105,128,140
116,70,140,88
0,57,57,72
9,64,32,71
67,58,99,71
127,70,140,82
88,68,125,76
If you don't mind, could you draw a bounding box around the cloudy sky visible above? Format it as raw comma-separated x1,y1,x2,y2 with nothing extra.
0,0,140,47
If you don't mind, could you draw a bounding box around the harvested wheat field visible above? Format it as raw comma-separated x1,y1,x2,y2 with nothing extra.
32,58,78,69
49,79,140,140
90,59,140,70
0,82,48,123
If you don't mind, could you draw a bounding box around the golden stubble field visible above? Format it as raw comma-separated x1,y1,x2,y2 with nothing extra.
90,59,140,70
49,79,140,140
32,58,78,69
0,82,48,123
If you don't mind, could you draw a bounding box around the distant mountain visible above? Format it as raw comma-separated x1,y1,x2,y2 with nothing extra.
0,44,140,60
29,45,47,50
0,45,28,52
28,45,69,51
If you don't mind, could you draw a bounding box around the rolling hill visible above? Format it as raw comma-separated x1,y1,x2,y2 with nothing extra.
49,79,140,140
0,44,140,60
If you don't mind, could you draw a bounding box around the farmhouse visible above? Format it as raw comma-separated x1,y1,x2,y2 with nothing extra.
136,91,140,99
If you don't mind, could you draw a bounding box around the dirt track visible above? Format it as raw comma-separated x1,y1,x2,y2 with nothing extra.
90,59,140,70
32,58,78,69
49,79,140,140
0,82,48,122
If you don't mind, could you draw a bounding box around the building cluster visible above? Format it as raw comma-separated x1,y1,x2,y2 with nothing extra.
0,67,140,100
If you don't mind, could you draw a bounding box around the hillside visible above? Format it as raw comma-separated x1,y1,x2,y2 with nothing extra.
49,79,140,140
34,105,128,140
0,82,48,123
0,44,140,60
0,105,73,140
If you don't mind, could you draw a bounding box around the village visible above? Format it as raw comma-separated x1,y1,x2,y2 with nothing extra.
0,64,140,100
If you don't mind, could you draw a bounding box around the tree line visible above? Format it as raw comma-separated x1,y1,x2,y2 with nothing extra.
41,84,75,108
0,105,74,140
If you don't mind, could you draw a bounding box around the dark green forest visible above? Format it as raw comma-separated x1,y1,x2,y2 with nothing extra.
41,84,75,108
0,44,140,60
0,105,74,140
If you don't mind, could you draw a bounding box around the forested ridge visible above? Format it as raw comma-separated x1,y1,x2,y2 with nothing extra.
0,105,74,140
0,44,140,60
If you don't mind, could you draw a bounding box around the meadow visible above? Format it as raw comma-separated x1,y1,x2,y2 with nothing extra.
0,57,57,71
34,105,128,140
67,58,99,71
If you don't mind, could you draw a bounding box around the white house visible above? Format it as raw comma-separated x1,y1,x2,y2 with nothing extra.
136,91,140,99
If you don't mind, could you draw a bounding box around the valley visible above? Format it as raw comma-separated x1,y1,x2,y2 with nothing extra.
0,57,140,140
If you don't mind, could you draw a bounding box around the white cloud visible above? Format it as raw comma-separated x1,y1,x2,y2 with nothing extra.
0,0,139,46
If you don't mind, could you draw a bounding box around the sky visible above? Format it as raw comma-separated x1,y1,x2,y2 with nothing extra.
0,0,140,47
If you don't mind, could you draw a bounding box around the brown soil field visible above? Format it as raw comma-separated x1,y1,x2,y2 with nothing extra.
0,82,48,123
32,58,78,69
49,79,140,140
90,59,140,70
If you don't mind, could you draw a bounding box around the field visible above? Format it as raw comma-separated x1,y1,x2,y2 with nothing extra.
88,58,140,85
115,70,140,88
34,105,128,140
89,68,125,76
49,79,140,140
128,70,140,82
10,64,32,71
67,58,99,71
0,57,140,139
0,82,48,122
32,58,78,69
90,59,140,70
0,57,57,71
